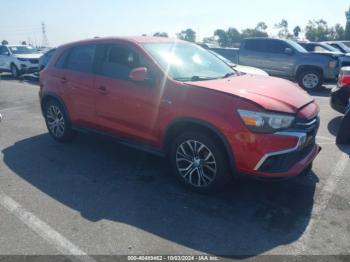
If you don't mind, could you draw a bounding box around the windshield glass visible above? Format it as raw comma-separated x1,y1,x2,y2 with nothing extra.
9,46,37,55
319,43,341,52
286,40,308,53
143,42,235,81
340,42,350,51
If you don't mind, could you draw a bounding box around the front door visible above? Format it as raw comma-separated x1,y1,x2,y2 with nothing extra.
94,43,162,144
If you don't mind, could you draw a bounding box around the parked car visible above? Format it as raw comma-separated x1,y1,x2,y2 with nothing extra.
40,37,321,192
330,67,350,114
238,38,339,90
210,47,240,64
324,41,350,54
39,48,57,71
298,42,343,54
208,50,269,76
298,41,350,68
0,45,42,77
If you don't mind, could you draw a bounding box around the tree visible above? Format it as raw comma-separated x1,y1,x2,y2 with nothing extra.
345,22,350,40
275,19,292,38
214,29,229,47
293,26,301,38
153,32,168,38
226,27,242,44
177,29,196,42
21,41,27,45
332,24,345,40
305,19,333,41
241,22,268,39
1,40,9,45
256,22,268,32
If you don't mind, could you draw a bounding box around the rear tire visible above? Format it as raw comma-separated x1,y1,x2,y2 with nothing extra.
298,69,323,90
170,131,232,193
44,100,74,143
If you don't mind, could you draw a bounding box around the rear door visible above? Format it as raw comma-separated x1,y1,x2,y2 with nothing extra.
94,43,162,144
57,44,97,127
239,39,268,69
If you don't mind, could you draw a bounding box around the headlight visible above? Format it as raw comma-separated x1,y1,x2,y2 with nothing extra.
328,60,338,69
17,58,28,62
237,110,295,133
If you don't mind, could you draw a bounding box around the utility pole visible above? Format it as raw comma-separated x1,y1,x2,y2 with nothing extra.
41,22,50,48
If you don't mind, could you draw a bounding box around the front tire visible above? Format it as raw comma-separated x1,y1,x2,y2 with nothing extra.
11,64,20,78
170,132,232,193
298,69,323,90
44,100,74,143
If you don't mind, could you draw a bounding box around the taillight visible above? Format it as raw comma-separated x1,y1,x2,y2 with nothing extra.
338,67,350,88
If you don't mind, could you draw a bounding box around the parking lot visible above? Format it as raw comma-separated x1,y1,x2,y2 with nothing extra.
0,74,349,259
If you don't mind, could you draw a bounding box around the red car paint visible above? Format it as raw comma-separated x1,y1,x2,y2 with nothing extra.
40,37,321,179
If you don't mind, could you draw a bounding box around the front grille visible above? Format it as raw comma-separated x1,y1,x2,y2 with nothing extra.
258,117,319,173
29,59,39,64
293,116,320,135
259,143,315,173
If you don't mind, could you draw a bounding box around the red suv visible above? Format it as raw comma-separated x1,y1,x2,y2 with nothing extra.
39,37,321,192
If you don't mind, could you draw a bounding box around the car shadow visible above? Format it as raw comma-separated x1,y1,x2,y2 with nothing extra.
327,116,343,137
307,86,330,97
2,133,318,257
0,73,39,85
328,116,350,156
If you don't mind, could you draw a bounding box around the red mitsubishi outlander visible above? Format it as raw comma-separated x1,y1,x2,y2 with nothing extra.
39,37,321,192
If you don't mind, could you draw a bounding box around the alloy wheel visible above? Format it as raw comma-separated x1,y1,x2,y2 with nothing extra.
175,140,217,187
46,105,65,138
302,73,319,89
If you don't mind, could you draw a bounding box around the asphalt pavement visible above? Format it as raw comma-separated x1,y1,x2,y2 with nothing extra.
0,74,349,261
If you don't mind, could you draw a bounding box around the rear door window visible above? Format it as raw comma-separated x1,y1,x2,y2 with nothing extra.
266,40,289,54
66,45,96,73
244,40,268,53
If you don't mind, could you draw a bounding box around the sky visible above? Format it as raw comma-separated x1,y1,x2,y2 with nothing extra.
0,0,349,47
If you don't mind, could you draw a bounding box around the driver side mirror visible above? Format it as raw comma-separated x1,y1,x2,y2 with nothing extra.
129,67,149,82
284,48,294,55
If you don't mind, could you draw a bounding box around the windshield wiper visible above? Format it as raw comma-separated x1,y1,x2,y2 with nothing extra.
174,76,217,82
222,72,235,79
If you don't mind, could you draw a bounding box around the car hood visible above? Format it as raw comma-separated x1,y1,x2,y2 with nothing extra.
186,75,314,114
14,53,43,59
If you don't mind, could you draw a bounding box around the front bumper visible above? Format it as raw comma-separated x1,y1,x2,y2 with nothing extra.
330,85,350,114
15,60,39,74
232,115,321,178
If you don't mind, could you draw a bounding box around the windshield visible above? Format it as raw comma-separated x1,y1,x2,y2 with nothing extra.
143,42,235,81
318,43,341,52
339,42,350,52
286,40,308,53
9,46,37,55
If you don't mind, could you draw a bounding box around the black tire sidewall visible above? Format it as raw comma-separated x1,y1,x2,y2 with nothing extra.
169,132,232,193
11,64,19,78
298,70,323,90
44,100,73,142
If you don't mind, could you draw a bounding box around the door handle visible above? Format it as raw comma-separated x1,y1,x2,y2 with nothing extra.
98,86,109,94
60,77,68,84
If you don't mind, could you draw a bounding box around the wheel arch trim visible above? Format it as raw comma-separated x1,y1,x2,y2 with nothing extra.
163,117,237,174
